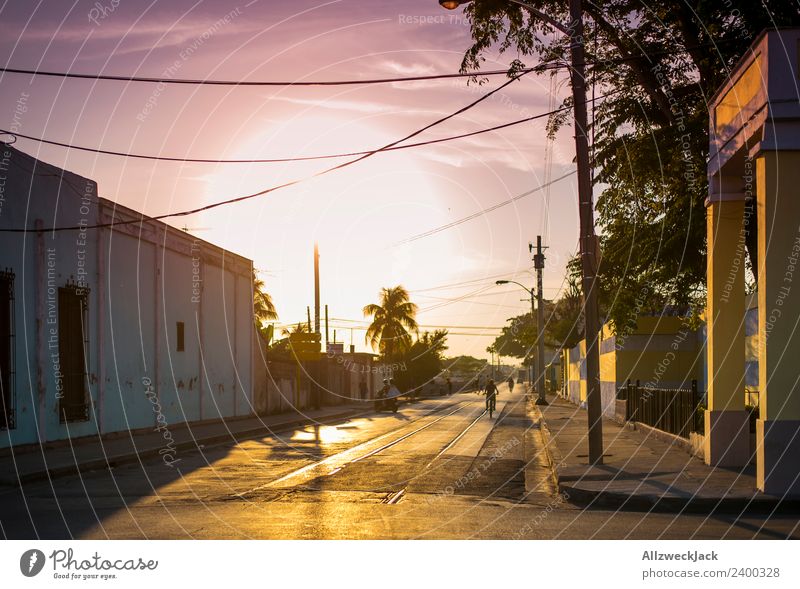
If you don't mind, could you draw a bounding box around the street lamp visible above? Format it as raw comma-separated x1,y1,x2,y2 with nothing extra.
496,279,547,405
447,0,604,464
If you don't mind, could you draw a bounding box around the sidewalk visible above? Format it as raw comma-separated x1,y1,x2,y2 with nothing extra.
535,394,800,513
0,403,371,487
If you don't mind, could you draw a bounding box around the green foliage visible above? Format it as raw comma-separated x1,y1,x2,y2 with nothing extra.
547,259,584,348
363,286,419,361
394,330,449,392
443,355,488,376
266,323,309,360
492,312,536,360
460,1,800,332
253,270,278,341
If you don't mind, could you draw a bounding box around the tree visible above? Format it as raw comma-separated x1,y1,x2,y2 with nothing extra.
253,270,278,338
281,322,308,337
394,330,449,393
363,286,419,361
547,255,584,347
460,1,800,331
491,259,585,358
444,355,488,377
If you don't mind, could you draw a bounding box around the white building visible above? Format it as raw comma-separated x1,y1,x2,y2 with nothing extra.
0,143,253,448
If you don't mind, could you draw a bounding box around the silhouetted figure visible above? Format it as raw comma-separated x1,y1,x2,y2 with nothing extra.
484,379,498,417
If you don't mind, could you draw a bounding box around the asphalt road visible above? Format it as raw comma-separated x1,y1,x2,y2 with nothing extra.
1,389,798,540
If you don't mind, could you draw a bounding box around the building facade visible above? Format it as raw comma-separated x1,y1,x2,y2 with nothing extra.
563,316,705,418
0,144,253,448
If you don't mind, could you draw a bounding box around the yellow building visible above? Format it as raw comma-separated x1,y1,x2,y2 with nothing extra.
562,316,704,418
706,28,800,494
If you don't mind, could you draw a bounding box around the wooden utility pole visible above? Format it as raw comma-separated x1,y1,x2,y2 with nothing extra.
533,235,548,405
568,0,603,463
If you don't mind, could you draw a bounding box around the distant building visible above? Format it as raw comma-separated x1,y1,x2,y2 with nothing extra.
0,144,253,448
562,316,704,418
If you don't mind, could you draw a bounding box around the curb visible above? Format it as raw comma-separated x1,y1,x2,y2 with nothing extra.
531,397,562,488
559,484,800,514
537,396,800,514
6,407,370,487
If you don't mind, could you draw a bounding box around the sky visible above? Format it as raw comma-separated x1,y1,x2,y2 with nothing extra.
0,0,584,360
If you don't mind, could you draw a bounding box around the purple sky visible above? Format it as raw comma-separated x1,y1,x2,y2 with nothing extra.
0,0,583,359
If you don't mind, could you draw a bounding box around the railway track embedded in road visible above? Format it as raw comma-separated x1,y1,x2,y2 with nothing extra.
233,399,475,499
232,396,492,506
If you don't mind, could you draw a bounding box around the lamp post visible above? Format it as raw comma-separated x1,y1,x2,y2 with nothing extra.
445,0,603,464
496,279,546,405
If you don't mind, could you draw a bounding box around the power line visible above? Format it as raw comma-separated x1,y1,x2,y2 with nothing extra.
409,269,531,293
415,293,523,311
390,170,576,247
329,317,503,331
0,39,740,88
0,73,526,234
0,65,545,87
0,104,569,164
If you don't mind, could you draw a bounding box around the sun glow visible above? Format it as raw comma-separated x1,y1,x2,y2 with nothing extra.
198,114,469,348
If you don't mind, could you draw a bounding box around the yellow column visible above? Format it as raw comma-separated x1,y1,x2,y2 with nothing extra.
705,198,749,466
756,151,800,495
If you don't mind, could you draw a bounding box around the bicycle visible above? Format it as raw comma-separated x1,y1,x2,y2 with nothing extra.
485,394,496,418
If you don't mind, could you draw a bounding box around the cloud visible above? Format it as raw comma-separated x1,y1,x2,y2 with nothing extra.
266,95,397,115
380,60,437,76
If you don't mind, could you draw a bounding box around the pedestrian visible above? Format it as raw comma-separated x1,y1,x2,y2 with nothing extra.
446,377,452,396
507,376,514,392
484,379,498,417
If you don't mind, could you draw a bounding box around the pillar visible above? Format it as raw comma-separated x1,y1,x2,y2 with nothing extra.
705,198,750,466
756,151,800,496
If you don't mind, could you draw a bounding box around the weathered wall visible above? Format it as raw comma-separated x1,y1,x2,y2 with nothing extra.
0,145,254,449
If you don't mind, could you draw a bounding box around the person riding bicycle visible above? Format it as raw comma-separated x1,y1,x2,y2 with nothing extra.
484,379,498,417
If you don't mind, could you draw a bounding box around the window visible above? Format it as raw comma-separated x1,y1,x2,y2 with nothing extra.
59,284,90,423
176,321,185,352
0,270,14,430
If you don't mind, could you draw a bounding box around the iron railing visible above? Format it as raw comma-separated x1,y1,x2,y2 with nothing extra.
618,380,703,439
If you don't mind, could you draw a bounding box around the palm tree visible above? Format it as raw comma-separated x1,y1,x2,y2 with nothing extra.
281,322,309,337
253,270,278,346
253,270,278,331
363,286,419,361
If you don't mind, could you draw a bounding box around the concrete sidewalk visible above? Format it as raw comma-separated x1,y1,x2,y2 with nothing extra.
535,394,800,513
0,403,372,487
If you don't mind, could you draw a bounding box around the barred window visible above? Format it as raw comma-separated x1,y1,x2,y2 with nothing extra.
58,284,90,423
0,269,15,430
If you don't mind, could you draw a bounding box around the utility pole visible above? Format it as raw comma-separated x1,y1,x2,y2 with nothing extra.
568,0,603,464
314,243,321,336
437,0,603,463
533,236,548,406
325,304,329,350
529,293,535,387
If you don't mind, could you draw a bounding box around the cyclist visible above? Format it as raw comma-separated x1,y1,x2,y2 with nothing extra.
484,379,498,418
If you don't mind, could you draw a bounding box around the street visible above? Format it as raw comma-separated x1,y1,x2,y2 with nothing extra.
1,389,797,540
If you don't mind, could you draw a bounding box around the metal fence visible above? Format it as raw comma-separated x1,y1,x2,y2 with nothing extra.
618,380,702,439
